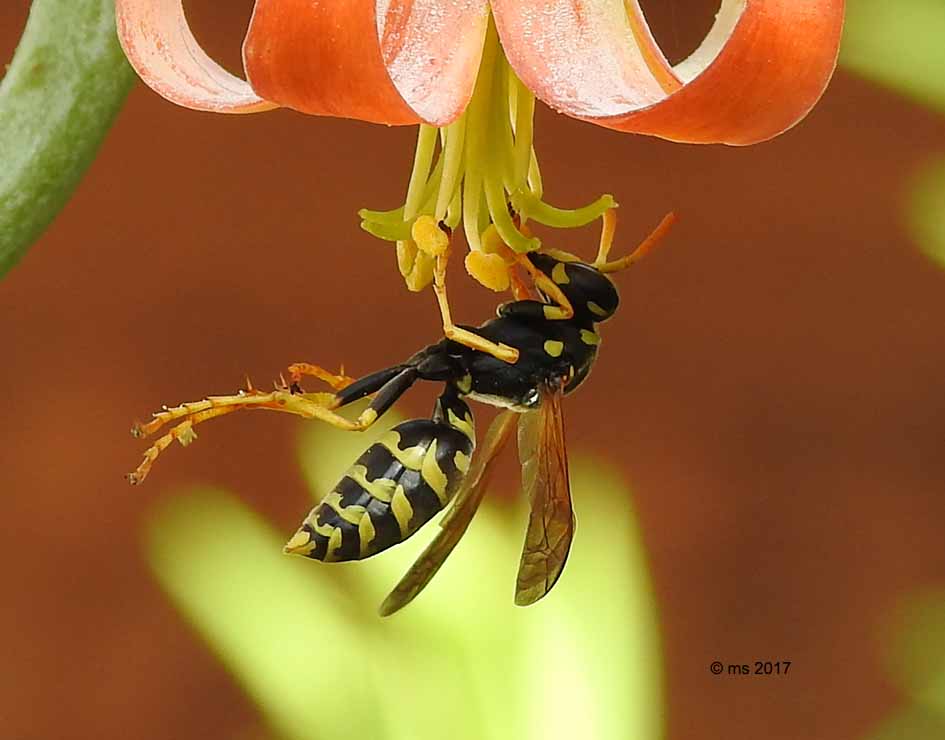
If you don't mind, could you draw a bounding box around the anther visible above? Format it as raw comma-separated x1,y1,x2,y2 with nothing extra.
412,215,450,257
465,250,510,293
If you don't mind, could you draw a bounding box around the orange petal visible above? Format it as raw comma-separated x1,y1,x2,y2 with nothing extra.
115,0,276,113
243,0,414,124
493,0,845,145
244,0,489,126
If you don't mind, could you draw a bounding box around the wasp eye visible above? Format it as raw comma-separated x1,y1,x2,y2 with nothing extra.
523,388,541,407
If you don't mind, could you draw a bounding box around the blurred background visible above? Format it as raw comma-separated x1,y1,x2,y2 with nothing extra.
2,1,945,739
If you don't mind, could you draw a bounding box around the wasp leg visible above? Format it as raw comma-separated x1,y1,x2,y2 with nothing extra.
432,239,520,364
344,366,420,426
128,405,242,484
595,211,676,274
287,363,355,391
129,364,424,484
509,268,531,301
129,389,384,486
130,389,355,484
510,251,575,321
496,241,532,301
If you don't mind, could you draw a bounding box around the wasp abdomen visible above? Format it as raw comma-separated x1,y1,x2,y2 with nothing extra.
286,418,474,563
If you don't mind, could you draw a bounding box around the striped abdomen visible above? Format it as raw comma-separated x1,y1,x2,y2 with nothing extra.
285,416,475,562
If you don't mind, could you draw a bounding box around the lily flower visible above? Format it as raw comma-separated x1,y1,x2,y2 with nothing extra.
116,1,844,291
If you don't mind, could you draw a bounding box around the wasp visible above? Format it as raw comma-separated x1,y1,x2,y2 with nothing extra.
129,211,674,615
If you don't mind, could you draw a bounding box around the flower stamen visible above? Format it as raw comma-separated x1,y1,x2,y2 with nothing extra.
359,14,617,293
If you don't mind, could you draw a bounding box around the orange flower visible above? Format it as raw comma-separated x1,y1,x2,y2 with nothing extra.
116,1,844,288
117,1,843,141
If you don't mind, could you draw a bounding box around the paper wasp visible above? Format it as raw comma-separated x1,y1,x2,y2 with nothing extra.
129,211,673,614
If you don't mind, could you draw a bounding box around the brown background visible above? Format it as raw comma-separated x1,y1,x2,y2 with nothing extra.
2,2,944,739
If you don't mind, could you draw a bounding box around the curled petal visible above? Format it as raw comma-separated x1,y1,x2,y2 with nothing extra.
623,1,681,94
377,0,490,125
115,0,275,113
244,0,489,126
493,0,845,145
244,0,416,124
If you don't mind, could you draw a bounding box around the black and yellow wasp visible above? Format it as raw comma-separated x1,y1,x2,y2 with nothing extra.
129,212,673,614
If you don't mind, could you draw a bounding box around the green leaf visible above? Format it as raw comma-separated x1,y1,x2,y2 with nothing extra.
0,0,135,279
841,0,945,115
906,157,945,270
147,443,665,740
883,588,945,715
147,489,384,740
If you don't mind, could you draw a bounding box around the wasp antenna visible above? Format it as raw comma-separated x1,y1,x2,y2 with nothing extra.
597,211,677,274
631,211,676,262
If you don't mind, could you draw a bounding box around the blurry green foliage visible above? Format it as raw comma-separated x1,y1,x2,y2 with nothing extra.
0,0,134,279
884,589,945,717
868,589,945,740
869,711,945,740
147,411,664,740
841,0,945,114
905,158,945,270
841,1,945,275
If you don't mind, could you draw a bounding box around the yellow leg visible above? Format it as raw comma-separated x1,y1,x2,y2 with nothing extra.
596,212,676,274
509,267,531,301
432,240,520,364
287,363,355,391
129,388,382,485
511,251,574,321
128,406,240,484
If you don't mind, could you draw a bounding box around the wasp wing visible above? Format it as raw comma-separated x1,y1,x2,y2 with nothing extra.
514,382,575,606
379,410,519,617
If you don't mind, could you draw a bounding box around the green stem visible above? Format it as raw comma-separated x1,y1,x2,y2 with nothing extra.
511,74,535,188
446,188,462,229
527,149,544,199
434,117,466,221
490,52,516,193
419,157,445,214
0,0,136,280
485,176,538,253
460,17,500,253
403,125,438,220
